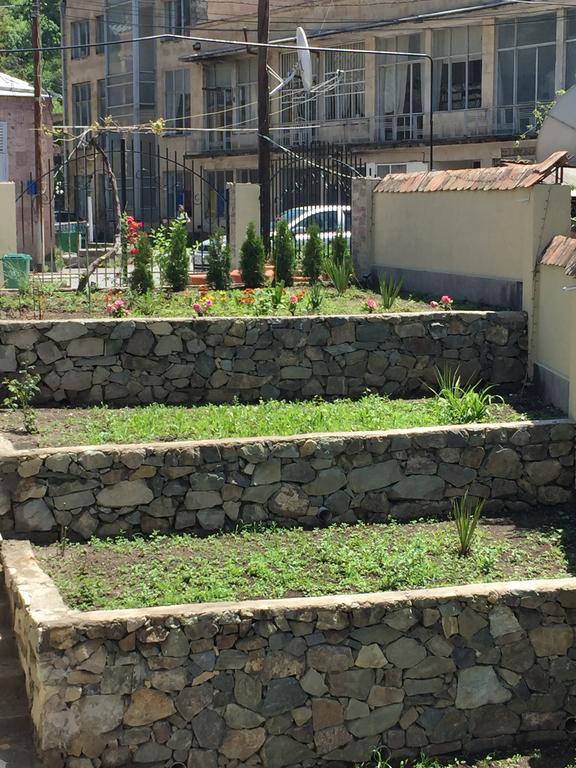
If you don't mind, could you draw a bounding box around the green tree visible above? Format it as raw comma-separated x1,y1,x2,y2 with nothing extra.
302,223,324,284
129,232,154,294
0,1,62,105
273,219,296,287
240,222,266,288
165,220,189,292
206,230,232,290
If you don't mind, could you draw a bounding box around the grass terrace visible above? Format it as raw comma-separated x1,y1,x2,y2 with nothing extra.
0,392,556,449
35,518,574,611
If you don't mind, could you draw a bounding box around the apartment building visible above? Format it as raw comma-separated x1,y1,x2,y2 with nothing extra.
63,0,576,235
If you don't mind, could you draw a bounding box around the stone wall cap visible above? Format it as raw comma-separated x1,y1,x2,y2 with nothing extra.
4,540,576,632
0,419,572,460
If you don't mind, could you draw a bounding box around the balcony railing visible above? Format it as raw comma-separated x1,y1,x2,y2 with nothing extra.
192,103,538,155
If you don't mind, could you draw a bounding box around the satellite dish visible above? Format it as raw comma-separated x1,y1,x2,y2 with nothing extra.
268,26,340,97
296,27,313,93
536,85,576,165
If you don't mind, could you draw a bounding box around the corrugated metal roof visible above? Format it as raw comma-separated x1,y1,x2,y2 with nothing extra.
374,151,568,194
541,235,576,271
0,72,33,97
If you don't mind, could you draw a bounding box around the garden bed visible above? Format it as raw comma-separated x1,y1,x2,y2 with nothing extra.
0,393,556,450
0,286,429,320
35,518,574,611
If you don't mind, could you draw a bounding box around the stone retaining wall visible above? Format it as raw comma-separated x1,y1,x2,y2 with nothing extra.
4,540,576,768
0,312,527,405
0,420,573,541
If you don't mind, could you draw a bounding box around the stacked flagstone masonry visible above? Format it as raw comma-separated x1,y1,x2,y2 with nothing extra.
0,312,527,405
4,542,576,768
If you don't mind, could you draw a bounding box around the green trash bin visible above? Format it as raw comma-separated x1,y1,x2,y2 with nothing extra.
2,253,32,290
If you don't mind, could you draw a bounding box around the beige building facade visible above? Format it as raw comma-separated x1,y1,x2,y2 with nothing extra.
63,0,576,233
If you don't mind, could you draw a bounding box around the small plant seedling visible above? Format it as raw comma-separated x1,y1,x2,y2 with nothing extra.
452,491,485,556
307,283,324,312
379,273,403,310
432,367,502,424
2,362,41,434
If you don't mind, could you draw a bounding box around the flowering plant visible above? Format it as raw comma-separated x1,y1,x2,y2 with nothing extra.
288,294,299,316
366,297,377,314
430,295,453,311
192,294,214,316
106,297,129,318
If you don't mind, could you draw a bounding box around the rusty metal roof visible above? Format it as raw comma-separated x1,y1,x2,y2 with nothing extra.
374,151,568,194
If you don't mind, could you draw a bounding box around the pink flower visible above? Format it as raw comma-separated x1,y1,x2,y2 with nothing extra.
367,298,376,309
130,247,137,255
430,300,439,309
204,298,213,308
289,295,298,305
192,302,202,314
441,295,453,306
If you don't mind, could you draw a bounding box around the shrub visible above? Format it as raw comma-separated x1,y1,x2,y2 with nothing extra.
324,231,353,294
452,492,485,556
240,222,266,288
129,232,155,294
165,220,189,292
433,368,502,423
206,230,232,291
273,219,296,287
2,362,41,434
302,223,324,284
379,273,403,310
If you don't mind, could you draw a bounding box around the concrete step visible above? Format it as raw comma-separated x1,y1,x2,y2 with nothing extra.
0,715,33,742
0,632,18,662
0,739,44,768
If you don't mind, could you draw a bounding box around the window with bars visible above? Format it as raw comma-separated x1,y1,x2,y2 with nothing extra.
497,14,557,107
279,51,319,125
164,0,191,35
324,43,365,120
377,35,423,141
96,16,105,55
0,122,8,182
432,26,482,111
165,69,191,129
72,82,92,127
71,20,90,59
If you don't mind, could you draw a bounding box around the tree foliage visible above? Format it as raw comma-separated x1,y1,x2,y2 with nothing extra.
129,232,155,295
240,222,266,288
207,230,232,291
165,220,189,292
0,1,62,104
302,223,324,284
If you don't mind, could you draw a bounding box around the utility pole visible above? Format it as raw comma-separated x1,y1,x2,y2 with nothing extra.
257,0,271,254
32,0,45,268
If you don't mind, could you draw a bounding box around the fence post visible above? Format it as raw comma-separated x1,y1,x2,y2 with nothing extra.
351,177,379,282
227,182,261,272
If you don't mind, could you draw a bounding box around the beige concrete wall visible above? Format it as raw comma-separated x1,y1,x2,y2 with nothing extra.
0,183,17,259
227,182,260,269
534,265,572,381
371,184,572,313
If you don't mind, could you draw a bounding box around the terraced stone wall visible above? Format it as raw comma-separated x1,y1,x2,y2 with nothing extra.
4,541,576,768
0,312,527,405
0,421,573,540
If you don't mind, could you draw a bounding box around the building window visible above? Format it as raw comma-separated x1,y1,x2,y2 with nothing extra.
165,69,191,129
97,79,107,121
377,35,423,141
96,16,105,55
164,0,191,35
279,51,319,128
433,26,482,111
236,59,257,126
566,10,576,89
324,42,365,120
71,20,90,59
497,14,557,107
73,82,92,127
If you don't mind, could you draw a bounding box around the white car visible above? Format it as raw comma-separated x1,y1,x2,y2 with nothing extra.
191,205,351,270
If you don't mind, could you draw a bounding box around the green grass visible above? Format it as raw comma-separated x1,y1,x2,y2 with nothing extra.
6,393,545,448
356,746,576,768
35,520,573,611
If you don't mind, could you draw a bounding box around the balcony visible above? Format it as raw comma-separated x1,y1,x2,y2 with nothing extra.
189,103,537,156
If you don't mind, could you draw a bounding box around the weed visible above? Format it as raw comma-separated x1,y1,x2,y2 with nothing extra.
2,361,41,434
307,283,324,312
452,492,485,556
379,273,403,310
433,368,502,424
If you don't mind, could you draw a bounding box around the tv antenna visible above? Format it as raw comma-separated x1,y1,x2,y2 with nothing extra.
267,27,342,97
